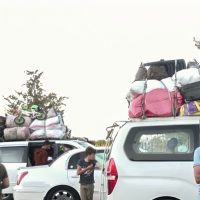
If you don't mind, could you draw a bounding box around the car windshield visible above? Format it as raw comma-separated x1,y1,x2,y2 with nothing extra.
0,146,27,163
76,141,95,149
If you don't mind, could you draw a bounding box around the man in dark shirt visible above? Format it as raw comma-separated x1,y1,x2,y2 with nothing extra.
77,147,101,200
0,164,9,200
34,140,51,166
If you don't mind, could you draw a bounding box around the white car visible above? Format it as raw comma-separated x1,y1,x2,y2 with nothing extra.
0,140,95,200
107,117,199,200
14,149,106,200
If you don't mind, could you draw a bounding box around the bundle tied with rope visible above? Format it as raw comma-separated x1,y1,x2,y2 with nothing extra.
128,60,184,119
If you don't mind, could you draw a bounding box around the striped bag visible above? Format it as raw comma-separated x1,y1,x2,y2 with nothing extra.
180,101,200,116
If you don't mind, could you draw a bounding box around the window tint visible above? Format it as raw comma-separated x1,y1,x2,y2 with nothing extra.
124,125,199,161
0,147,28,163
68,153,84,169
68,151,105,169
58,144,75,156
138,131,192,154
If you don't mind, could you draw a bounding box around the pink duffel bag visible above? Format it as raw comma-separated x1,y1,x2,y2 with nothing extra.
128,89,184,118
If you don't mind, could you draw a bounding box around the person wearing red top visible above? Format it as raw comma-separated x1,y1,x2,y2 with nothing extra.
34,140,51,166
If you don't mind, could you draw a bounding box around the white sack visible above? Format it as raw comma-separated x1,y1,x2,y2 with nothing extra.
30,129,65,140
172,68,200,86
4,127,30,141
130,78,175,95
30,116,61,130
47,108,57,119
6,115,32,128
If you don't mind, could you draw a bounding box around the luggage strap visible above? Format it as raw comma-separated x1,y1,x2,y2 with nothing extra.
173,60,178,117
141,79,147,119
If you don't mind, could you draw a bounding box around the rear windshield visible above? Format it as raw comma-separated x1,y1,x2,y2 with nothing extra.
0,146,28,163
124,125,199,161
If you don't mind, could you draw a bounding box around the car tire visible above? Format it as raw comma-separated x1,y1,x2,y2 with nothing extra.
2,194,13,200
155,198,179,200
45,186,80,200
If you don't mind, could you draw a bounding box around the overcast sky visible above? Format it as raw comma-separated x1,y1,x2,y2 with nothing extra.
0,0,200,139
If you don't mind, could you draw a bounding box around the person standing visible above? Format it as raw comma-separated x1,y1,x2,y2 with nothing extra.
34,140,51,166
77,147,101,200
194,147,200,200
0,164,9,200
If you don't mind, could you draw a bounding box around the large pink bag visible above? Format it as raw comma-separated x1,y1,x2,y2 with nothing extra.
128,89,183,118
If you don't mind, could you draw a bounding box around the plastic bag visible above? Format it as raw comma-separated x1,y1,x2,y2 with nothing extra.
30,129,65,140
6,115,32,128
30,116,61,130
130,78,175,96
4,127,30,141
180,101,200,116
172,68,200,86
128,89,183,118
47,108,57,119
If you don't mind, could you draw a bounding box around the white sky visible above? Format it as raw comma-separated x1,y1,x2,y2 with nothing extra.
0,0,200,139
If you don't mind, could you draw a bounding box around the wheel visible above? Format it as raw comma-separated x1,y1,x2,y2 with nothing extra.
154,198,179,200
14,116,25,125
36,113,46,120
2,193,13,200
45,186,80,200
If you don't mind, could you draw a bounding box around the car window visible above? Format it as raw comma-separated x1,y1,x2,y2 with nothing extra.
0,146,28,163
75,141,95,149
124,125,199,161
138,131,191,154
68,151,104,169
68,152,85,169
58,144,75,156
96,150,105,165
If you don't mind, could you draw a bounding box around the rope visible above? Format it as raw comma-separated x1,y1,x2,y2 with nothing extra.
174,60,178,117
141,79,147,119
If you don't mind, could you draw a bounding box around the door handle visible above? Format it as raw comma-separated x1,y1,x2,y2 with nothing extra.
71,176,79,179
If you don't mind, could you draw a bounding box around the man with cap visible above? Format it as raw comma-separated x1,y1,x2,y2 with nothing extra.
34,140,51,166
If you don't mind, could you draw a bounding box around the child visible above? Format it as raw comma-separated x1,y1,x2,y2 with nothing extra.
77,147,100,200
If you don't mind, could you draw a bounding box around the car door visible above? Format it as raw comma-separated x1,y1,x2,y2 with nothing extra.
67,152,102,200
0,145,28,194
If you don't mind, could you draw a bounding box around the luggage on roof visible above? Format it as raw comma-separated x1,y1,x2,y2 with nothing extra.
180,81,200,102
128,59,189,119
180,101,200,116
143,59,186,77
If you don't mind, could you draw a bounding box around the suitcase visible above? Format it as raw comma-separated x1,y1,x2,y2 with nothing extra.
180,81,200,101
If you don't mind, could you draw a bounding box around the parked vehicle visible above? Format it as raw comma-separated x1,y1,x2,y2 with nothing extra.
14,149,105,200
0,140,95,200
106,117,199,200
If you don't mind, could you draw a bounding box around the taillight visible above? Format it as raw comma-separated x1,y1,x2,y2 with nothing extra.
107,158,118,195
17,171,28,185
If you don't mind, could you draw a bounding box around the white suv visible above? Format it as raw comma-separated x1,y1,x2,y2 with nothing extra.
107,117,199,200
